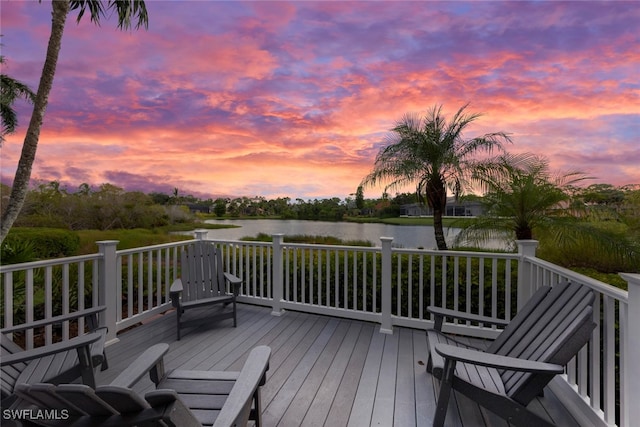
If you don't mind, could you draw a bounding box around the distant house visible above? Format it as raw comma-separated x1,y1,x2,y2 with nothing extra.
400,198,484,217
186,203,212,214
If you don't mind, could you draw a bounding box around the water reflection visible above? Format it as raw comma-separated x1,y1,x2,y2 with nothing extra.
202,219,460,249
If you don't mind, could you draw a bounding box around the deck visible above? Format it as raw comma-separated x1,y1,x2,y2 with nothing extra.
97,303,579,427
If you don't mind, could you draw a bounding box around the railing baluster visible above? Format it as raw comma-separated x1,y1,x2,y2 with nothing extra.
78,262,85,332
343,250,348,309
44,266,53,345
407,254,413,318
603,294,616,424
25,269,34,349
478,257,485,318
334,251,339,308
3,273,14,330
465,257,472,325
453,257,459,318
505,260,512,321
492,258,498,323
127,254,134,319
396,254,402,316
137,252,143,315
62,264,70,340
418,255,424,320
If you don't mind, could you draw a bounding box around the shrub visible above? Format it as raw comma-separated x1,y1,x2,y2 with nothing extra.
1,228,80,262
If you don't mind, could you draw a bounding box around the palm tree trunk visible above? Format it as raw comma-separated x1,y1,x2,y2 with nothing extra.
433,208,448,250
427,177,448,250
0,0,70,243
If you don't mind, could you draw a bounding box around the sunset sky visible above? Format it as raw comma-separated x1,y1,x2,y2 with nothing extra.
1,1,638,200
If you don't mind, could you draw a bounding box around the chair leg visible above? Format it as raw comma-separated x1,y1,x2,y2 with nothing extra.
433,358,456,427
426,354,433,373
252,387,263,427
233,299,237,327
100,351,109,371
176,309,182,341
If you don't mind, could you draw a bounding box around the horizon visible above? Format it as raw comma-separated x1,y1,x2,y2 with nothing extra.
1,1,639,200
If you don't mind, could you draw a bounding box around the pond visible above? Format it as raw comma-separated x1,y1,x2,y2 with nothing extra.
201,219,461,249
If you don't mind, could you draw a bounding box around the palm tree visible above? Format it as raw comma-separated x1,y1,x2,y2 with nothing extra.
455,153,639,269
0,0,148,244
361,103,511,250
1,55,36,146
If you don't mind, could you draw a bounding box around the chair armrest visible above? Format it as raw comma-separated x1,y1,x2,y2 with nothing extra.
224,272,243,295
169,279,183,296
109,343,170,388
169,279,183,308
224,272,242,286
0,331,103,366
0,306,106,335
427,305,510,331
213,345,271,427
434,344,564,374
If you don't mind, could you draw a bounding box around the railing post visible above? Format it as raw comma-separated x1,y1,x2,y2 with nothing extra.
516,240,538,311
97,240,119,344
271,234,284,316
194,229,208,241
620,273,640,427
380,237,393,334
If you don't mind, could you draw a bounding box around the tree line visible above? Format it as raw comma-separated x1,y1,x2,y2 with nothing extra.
0,181,418,232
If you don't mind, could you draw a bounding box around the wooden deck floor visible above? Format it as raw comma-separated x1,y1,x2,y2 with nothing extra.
96,303,579,427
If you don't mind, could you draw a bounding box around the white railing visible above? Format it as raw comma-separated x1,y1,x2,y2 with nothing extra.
1,253,101,349
522,250,631,427
1,233,637,427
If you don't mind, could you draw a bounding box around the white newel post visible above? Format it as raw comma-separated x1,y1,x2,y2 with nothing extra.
620,273,640,427
271,234,284,316
97,240,119,344
380,237,393,334
194,229,208,241
516,240,538,312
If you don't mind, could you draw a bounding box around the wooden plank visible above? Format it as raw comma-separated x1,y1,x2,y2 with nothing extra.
262,318,340,426
218,311,304,372
370,332,399,426
299,321,364,426
348,329,385,426
279,319,352,425
394,328,416,427
166,306,267,369
260,314,329,405
324,323,374,427
412,330,436,427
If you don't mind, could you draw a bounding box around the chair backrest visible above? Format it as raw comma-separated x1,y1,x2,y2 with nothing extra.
488,281,596,404
180,242,226,302
14,383,201,427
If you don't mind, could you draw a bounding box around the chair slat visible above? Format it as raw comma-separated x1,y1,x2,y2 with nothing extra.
96,385,151,414
56,383,118,416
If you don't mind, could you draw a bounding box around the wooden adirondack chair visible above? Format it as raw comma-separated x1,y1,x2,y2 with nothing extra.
426,280,596,427
170,242,243,340
11,344,271,427
1,306,108,406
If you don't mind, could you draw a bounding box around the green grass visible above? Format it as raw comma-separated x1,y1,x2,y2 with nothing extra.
75,229,192,254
